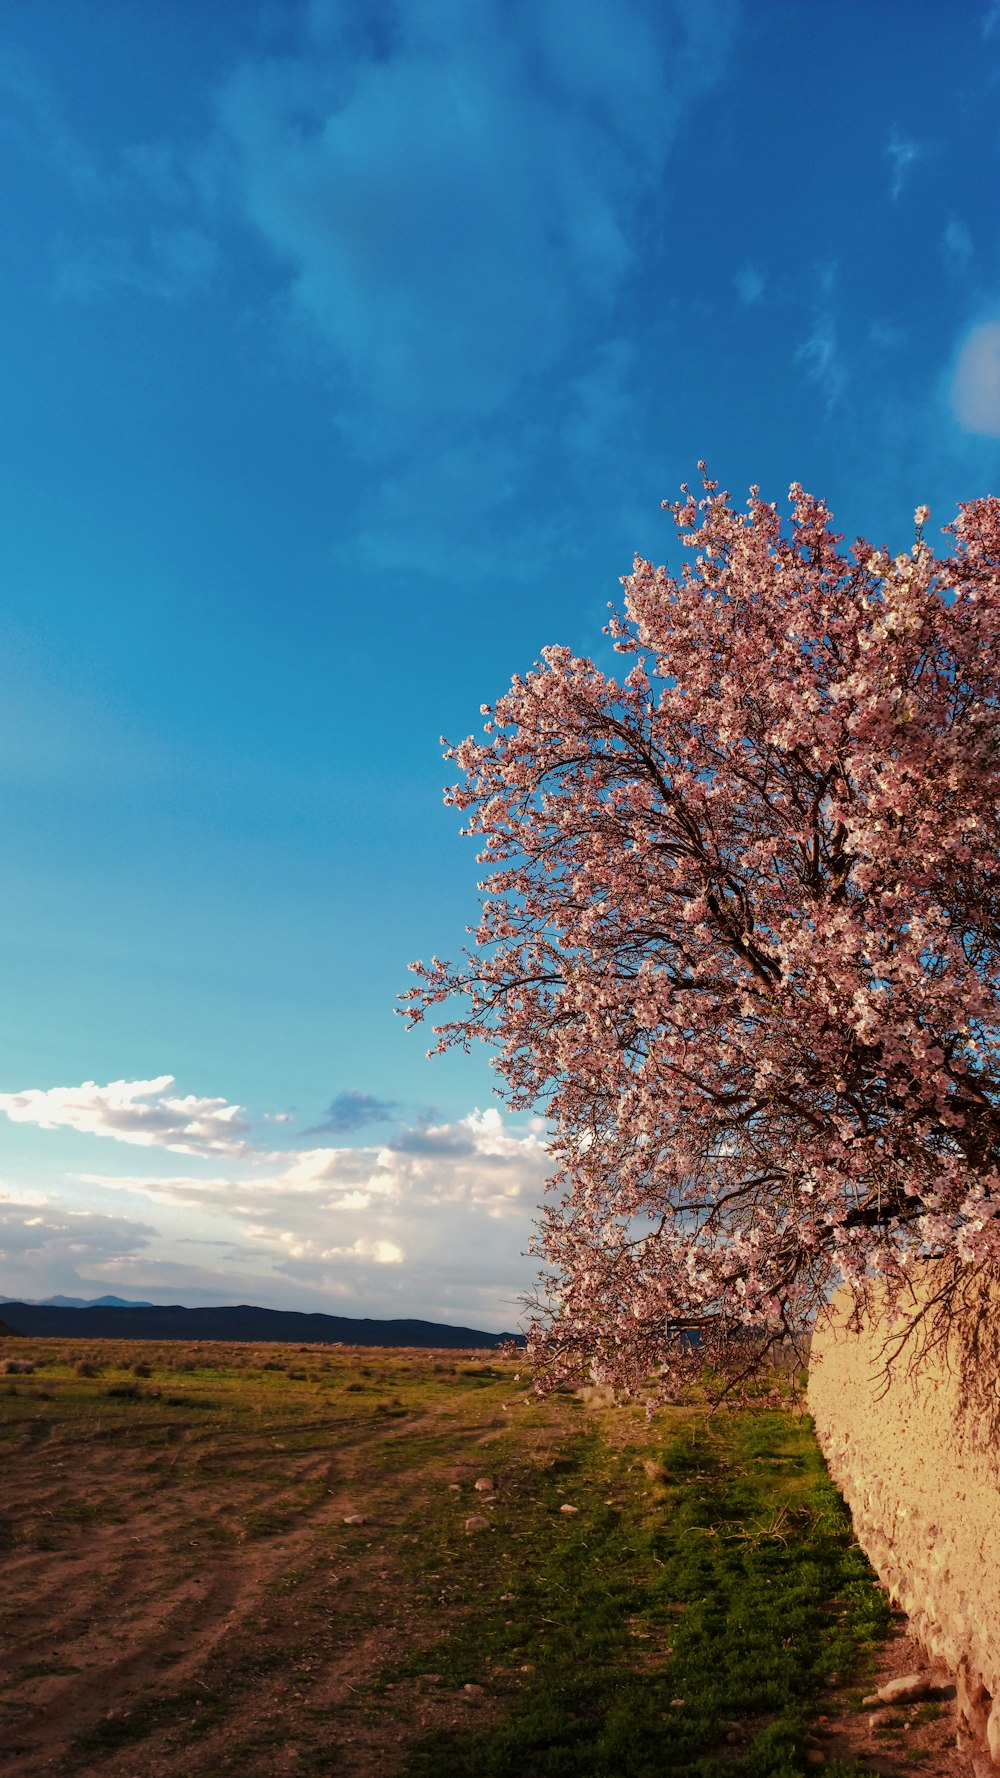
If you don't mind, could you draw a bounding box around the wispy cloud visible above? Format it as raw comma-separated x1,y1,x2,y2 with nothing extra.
54,226,218,303
734,264,765,305
796,265,844,407
0,51,215,306
942,217,974,277
885,127,923,200
950,320,1000,438
0,1077,251,1157
212,1,722,428
0,53,111,202
304,1088,400,1136
207,0,738,572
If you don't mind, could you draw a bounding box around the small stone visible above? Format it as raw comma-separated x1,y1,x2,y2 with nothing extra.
868,1709,896,1728
464,1514,490,1533
725,1730,740,1745
861,1694,880,1707
670,1699,685,1708
463,1683,484,1696
559,1503,579,1516
876,1672,933,1706
342,1513,366,1525
474,1477,494,1492
448,1483,461,1492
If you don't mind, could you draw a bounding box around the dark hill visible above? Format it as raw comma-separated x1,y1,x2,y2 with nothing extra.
0,1301,522,1349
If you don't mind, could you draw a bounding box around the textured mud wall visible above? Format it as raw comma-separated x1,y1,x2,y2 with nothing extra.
809,1268,1000,1770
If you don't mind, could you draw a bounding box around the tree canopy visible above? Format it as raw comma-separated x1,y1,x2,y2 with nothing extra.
404,471,1000,1394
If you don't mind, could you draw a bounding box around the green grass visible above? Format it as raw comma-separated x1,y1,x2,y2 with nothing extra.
381,1410,890,1778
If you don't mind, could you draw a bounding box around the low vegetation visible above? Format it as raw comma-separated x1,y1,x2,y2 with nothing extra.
0,1339,892,1776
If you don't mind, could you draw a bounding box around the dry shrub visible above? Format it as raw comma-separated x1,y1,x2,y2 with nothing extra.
74,1359,97,1378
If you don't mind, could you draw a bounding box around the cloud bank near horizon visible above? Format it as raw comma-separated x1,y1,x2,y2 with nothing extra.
0,1080,550,1328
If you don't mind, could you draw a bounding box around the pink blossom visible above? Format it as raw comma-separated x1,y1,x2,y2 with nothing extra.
402,473,1000,1394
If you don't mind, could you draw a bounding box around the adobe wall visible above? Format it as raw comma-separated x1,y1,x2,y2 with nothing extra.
808,1267,1000,1772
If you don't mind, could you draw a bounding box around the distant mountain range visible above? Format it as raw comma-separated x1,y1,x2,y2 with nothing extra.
0,1294,155,1309
0,1299,522,1348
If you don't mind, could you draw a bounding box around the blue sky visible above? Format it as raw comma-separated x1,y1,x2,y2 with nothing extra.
1,0,999,1329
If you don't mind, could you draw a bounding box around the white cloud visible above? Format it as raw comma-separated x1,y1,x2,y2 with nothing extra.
78,1105,550,1324
82,1106,548,1221
269,1232,405,1266
2,1069,551,1327
950,320,1000,438
0,1076,251,1156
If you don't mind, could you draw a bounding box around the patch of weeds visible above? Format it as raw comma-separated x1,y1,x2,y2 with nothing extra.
72,1685,225,1755
57,1500,123,1527
16,1659,82,1679
242,1500,296,1538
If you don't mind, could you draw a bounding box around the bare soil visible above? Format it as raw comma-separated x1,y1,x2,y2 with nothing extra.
0,1341,538,1777
0,1338,980,1777
805,1613,972,1775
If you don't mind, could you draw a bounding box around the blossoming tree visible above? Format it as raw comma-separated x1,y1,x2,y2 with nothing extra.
404,472,1000,1392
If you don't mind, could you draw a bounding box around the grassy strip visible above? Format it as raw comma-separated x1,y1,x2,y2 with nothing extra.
382,1405,890,1778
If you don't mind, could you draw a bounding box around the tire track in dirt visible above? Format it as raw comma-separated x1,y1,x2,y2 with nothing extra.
1,1399,498,1776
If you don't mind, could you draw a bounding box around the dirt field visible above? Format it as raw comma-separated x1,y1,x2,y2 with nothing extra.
0,1338,974,1777
1,1340,534,1776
